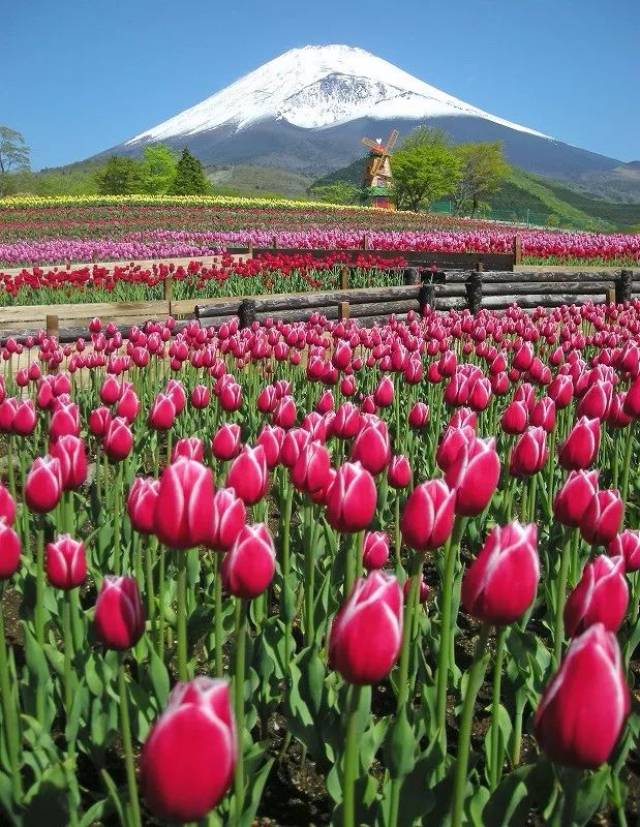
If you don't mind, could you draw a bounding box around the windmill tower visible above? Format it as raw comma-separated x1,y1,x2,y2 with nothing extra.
361,129,399,210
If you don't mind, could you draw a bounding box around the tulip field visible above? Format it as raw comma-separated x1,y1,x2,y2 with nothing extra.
2,296,640,827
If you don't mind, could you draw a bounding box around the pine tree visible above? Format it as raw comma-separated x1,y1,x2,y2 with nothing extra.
168,148,211,195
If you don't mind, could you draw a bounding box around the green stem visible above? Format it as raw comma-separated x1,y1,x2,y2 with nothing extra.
144,537,156,631
0,588,22,801
528,472,538,523
118,659,142,827
158,547,166,660
343,684,363,827
35,522,46,723
234,599,248,825
345,530,364,599
435,516,466,751
621,422,634,504
554,528,573,667
62,595,75,716
177,551,188,682
304,505,316,645
451,624,491,827
394,496,402,577
489,628,506,791
280,485,294,669
214,552,224,678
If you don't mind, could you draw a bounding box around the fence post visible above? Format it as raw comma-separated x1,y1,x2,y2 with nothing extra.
617,270,633,304
238,299,257,329
340,266,350,291
247,241,254,259
362,234,370,251
338,301,350,321
46,314,59,339
403,267,421,286
466,271,483,314
418,284,435,314
513,234,522,267
606,286,616,305
272,235,278,250
164,275,173,315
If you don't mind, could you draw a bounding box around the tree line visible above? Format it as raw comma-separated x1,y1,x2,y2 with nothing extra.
311,127,510,214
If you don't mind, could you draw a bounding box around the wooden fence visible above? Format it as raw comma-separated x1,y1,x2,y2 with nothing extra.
2,266,639,345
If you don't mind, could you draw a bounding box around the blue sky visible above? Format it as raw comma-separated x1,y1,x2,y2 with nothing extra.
2,0,638,170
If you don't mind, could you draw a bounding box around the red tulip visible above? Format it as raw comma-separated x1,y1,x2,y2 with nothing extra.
155,458,215,549
401,479,456,551
608,530,640,572
373,376,394,408
25,455,63,513
329,571,402,685
117,387,140,422
88,406,112,437
45,535,87,590
509,427,548,477
221,523,275,599
332,403,361,439
530,396,556,432
548,374,574,408
351,418,391,475
190,385,210,409
362,531,390,571
49,402,80,440
403,575,430,604
219,382,242,413
0,519,20,579
172,437,205,463
581,489,624,545
326,462,377,533
280,428,310,468
387,455,411,489
445,436,500,517
94,575,145,650
564,555,628,637
553,470,599,528
103,417,133,462
408,402,429,429
501,400,528,435
534,624,629,769
461,522,539,625
0,484,16,525
225,445,268,505
558,417,600,470
211,423,241,462
141,677,236,822
210,487,246,552
50,435,88,490
12,400,37,437
149,394,176,431
100,375,122,405
291,440,331,495
272,395,296,429
436,425,475,473
127,477,160,536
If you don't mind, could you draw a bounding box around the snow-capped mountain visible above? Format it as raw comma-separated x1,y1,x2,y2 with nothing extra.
126,45,549,142
107,44,622,185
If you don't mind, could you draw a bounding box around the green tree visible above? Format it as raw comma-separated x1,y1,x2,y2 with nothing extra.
95,155,143,195
452,141,509,215
0,126,30,173
139,144,178,194
168,148,211,195
391,127,462,211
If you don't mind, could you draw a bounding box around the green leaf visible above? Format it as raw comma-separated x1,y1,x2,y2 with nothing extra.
385,708,417,778
149,644,170,707
240,754,274,827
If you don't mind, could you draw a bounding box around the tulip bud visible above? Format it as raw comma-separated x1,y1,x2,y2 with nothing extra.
554,470,599,528
211,423,241,462
564,555,628,637
0,484,16,525
332,403,361,439
49,434,88,490
49,402,80,440
387,455,411,489
272,395,296,429
373,376,394,408
140,677,236,822
0,519,21,579
350,418,391,475
104,417,133,462
190,384,210,409
326,462,377,533
149,393,177,431
501,400,528,435
581,489,624,546
155,459,215,549
509,427,548,477
530,396,556,432
362,531,390,571
221,523,275,599
117,387,140,422
172,437,205,463
45,535,87,590
94,575,145,650
88,406,112,437
100,375,122,405
219,382,242,413
225,445,268,505
534,624,629,769
290,440,331,495
408,402,429,429
210,488,246,552
25,455,63,513
445,436,500,517
608,530,640,572
329,571,403,685
558,417,600,470
280,428,310,468
256,425,283,469
436,425,475,473
12,400,37,437
128,477,160,535
401,479,456,551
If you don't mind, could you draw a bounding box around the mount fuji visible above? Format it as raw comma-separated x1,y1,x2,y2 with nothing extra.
108,44,623,185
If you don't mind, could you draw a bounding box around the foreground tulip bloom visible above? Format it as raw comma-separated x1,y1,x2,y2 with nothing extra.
329,571,403,685
0,519,21,579
171,437,205,463
350,418,391,475
408,402,429,429
103,417,133,462
211,423,241,462
564,555,628,637
401,479,456,551
155,459,215,549
148,393,177,431
558,417,600,470
127,477,160,536
210,488,246,552
225,445,268,505
25,455,63,514
290,440,331,495
436,425,475,473
581,489,624,546
462,522,539,625
445,436,500,517
509,427,548,477
608,530,640,571
387,455,412,489
49,434,88,490
141,678,236,822
534,624,629,769
553,470,599,527
221,523,275,599
325,461,377,533
362,531,390,571
45,535,87,590
94,575,145,650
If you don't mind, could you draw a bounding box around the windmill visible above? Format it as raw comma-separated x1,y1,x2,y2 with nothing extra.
361,129,399,209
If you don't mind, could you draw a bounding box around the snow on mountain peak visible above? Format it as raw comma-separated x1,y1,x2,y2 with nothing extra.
126,44,550,144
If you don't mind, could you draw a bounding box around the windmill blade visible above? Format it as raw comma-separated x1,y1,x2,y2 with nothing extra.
362,137,384,153
369,156,384,176
384,129,399,153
